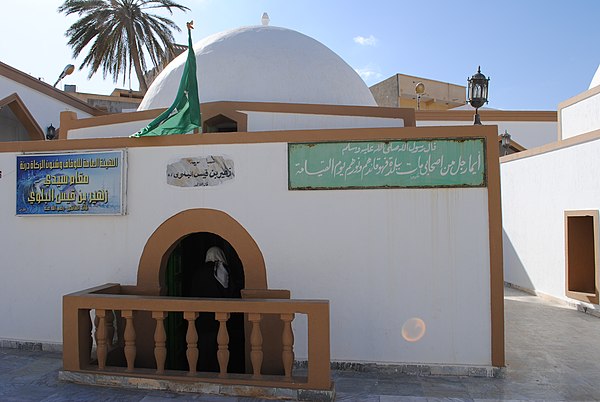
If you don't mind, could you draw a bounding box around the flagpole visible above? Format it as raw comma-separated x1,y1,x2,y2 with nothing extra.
131,21,201,137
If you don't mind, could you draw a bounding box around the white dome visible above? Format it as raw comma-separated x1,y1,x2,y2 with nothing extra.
138,26,376,110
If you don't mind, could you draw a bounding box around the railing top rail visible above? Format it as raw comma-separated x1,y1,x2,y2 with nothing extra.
64,283,121,297
64,291,329,314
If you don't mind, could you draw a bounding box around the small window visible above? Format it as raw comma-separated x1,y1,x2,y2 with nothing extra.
204,114,238,133
565,210,599,304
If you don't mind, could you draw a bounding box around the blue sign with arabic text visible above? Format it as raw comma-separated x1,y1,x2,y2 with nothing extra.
16,151,125,215
288,138,486,189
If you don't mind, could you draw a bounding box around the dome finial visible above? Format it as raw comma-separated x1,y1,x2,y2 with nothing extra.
261,12,270,26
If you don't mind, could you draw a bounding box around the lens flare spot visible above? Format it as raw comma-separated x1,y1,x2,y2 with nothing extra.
402,317,426,342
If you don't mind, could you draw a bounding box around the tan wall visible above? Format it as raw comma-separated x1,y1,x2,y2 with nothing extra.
399,97,459,111
369,75,399,107
69,90,143,114
397,74,465,110
371,74,465,110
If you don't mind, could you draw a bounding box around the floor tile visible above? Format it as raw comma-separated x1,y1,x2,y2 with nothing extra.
2,287,600,401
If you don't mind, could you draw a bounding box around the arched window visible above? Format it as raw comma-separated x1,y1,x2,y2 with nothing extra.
0,93,44,141
204,114,238,133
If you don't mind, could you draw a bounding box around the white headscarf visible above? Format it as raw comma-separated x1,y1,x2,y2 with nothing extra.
205,246,229,288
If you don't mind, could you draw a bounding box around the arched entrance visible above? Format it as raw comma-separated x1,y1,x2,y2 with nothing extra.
133,209,282,373
136,208,267,294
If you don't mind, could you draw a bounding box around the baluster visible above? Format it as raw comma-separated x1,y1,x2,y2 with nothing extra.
215,312,230,377
85,310,93,363
122,310,136,372
106,310,115,348
184,312,199,375
93,313,99,348
96,309,107,370
152,311,167,374
249,313,263,378
281,313,295,379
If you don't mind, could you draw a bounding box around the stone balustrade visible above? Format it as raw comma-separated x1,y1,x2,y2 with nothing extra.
63,284,331,392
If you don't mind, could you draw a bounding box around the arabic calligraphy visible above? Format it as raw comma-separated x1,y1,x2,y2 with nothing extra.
341,141,437,155
289,139,486,189
42,172,89,186
19,157,119,171
167,155,234,187
295,153,482,180
26,188,109,205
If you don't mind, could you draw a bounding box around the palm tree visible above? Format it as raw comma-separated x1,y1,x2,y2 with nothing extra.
58,0,189,93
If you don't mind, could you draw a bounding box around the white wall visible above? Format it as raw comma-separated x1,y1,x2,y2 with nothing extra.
502,139,600,312
0,141,492,366
418,120,557,149
246,112,403,131
0,76,92,132
560,91,600,140
68,119,153,139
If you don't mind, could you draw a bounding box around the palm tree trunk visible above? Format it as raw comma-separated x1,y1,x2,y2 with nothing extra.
133,58,149,93
127,27,149,93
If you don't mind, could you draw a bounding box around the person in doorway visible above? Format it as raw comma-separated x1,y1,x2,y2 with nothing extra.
191,246,244,373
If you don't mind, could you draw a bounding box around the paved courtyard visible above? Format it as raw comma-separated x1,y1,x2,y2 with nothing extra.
1,286,600,401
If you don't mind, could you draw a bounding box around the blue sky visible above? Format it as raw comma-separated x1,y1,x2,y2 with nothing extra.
1,0,598,110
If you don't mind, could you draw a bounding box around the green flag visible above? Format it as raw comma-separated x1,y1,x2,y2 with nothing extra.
131,23,201,137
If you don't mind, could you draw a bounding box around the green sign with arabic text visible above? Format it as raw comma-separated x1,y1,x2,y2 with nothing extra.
288,138,486,190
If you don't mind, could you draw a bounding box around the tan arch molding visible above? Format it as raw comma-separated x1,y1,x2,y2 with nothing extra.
136,208,267,294
0,93,44,141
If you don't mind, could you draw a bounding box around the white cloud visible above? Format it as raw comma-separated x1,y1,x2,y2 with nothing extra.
353,35,378,46
355,66,383,84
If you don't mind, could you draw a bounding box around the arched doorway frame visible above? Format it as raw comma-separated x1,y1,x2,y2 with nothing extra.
136,208,267,294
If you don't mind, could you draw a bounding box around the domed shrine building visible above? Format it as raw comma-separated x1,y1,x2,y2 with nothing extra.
0,24,504,397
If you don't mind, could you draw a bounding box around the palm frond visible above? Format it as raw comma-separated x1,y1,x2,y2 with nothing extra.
58,0,189,91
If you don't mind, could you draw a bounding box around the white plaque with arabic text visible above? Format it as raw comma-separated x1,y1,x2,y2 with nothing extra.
167,156,234,187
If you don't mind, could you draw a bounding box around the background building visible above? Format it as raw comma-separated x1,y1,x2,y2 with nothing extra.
370,73,558,153
502,67,600,317
65,86,144,114
370,73,465,111
0,61,100,142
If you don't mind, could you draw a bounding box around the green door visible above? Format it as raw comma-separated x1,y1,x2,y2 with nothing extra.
165,242,186,370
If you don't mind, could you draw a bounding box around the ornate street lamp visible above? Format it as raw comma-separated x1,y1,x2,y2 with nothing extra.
53,64,75,88
500,129,511,156
468,66,489,125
